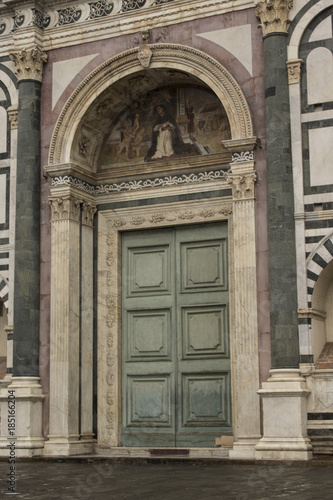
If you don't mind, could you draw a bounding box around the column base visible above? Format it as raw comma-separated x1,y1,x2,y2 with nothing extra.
256,369,313,461
255,437,313,461
0,377,45,458
44,436,95,456
229,438,261,460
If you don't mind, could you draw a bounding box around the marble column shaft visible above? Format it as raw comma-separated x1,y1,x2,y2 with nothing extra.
13,80,42,377
264,33,299,368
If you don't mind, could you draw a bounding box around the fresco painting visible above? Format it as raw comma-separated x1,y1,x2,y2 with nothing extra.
99,86,231,168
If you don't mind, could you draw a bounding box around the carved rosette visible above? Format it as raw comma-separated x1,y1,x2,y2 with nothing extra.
255,0,293,37
287,59,303,85
7,106,18,129
82,202,97,228
10,45,48,82
228,172,257,200
48,196,82,222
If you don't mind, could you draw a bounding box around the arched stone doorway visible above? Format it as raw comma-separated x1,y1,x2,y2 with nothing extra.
45,44,260,458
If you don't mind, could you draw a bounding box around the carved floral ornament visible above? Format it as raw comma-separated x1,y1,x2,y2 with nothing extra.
255,0,293,37
9,46,48,83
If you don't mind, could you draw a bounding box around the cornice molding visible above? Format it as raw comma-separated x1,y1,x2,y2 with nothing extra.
0,0,254,53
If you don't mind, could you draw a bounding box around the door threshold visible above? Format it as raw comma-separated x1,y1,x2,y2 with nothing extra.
95,446,230,459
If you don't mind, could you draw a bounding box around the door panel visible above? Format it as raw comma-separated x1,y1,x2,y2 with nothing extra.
122,223,231,447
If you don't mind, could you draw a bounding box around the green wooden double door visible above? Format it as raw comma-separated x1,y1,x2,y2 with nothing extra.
121,222,232,447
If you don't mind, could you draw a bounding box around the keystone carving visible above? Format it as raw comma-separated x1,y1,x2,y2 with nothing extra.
10,45,48,82
137,44,152,68
255,0,293,37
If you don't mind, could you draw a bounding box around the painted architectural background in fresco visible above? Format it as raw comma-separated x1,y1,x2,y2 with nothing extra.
99,86,231,168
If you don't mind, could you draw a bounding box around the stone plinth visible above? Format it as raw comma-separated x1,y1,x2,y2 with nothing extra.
0,377,44,457
255,369,313,460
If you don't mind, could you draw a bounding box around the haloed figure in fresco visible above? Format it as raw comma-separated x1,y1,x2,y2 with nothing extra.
145,104,190,161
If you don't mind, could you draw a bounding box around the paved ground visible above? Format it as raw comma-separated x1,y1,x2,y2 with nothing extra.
1,459,333,499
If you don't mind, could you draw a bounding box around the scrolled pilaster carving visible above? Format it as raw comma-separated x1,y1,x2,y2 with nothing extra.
82,202,97,228
48,196,82,222
228,172,257,200
10,45,48,82
287,59,303,85
255,0,293,37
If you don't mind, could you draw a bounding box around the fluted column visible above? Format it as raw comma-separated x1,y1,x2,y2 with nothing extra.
228,154,261,459
45,193,95,456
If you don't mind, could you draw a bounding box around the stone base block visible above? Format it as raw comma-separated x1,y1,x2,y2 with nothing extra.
0,377,45,458
229,438,260,460
256,369,313,461
255,437,313,460
44,436,95,456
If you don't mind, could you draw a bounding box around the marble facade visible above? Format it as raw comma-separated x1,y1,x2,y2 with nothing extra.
0,0,333,460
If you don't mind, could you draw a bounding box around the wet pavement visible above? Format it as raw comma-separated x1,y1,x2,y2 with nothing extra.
1,458,333,499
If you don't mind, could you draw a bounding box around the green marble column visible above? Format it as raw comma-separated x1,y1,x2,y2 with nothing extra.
261,26,299,367
10,47,47,377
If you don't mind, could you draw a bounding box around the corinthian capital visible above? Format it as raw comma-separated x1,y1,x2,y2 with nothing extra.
255,0,293,37
10,45,48,82
228,172,257,200
82,202,97,228
48,196,82,222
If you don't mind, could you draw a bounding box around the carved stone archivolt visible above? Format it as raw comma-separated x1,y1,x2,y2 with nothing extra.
255,0,293,37
9,46,48,83
48,44,254,166
287,59,303,85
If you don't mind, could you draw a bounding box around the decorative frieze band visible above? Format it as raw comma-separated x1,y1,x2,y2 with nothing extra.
0,0,178,35
231,150,254,163
255,0,293,37
51,169,230,195
287,59,303,85
9,46,47,83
